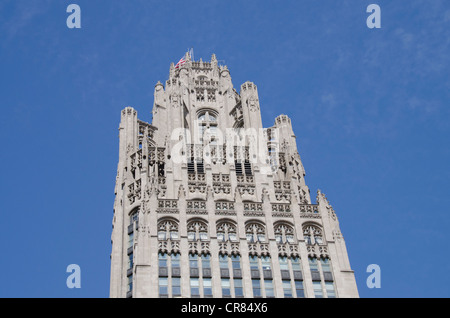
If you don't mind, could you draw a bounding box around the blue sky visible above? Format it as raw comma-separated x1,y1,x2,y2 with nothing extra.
0,0,449,298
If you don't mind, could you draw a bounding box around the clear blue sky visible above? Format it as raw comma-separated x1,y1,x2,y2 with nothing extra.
0,0,449,298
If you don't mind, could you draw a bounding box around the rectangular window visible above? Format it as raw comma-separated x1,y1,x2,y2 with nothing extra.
159,277,168,297
187,161,195,174
249,256,259,270
325,282,336,298
189,254,198,268
190,278,200,297
279,256,289,270
128,232,134,248
128,253,133,269
170,231,179,240
158,252,167,267
231,255,241,269
321,258,331,271
295,281,305,298
275,234,282,243
172,277,181,297
203,278,212,297
282,280,293,298
291,257,301,271
234,278,243,297
158,231,166,240
305,235,312,245
261,256,271,272
244,160,252,175
221,278,231,297
309,257,319,271
127,275,133,292
196,161,204,174
171,253,180,268
313,281,323,298
188,231,196,241
235,161,243,175
257,234,266,243
219,254,228,269
201,254,211,269
252,279,261,297
264,279,274,298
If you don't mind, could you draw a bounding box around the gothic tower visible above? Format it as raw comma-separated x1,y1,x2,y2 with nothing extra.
109,53,359,298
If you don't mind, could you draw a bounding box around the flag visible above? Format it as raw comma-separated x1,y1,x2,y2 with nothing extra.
175,56,186,69
175,49,194,69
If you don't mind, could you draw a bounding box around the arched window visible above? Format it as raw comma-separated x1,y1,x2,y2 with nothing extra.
302,224,324,245
197,110,218,144
187,219,209,241
158,218,179,241
216,220,237,242
129,208,139,224
274,222,295,244
245,222,266,243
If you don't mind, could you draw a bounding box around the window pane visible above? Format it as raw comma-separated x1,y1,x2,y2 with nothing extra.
305,235,312,245
128,253,133,269
219,255,228,268
315,236,323,244
262,256,271,270
188,232,196,241
231,255,241,269
257,234,266,242
172,277,181,296
189,254,198,268
171,253,180,267
291,257,301,271
252,279,261,297
204,278,212,296
279,256,288,270
159,277,168,296
295,281,305,298
202,254,211,268
325,282,336,298
234,279,243,297
190,278,199,296
321,258,331,271
309,258,318,271
128,232,134,248
222,279,231,297
283,280,293,297
265,280,274,297
275,234,282,243
250,256,259,269
313,281,323,298
158,253,167,267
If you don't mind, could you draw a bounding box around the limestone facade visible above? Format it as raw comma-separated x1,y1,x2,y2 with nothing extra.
109,53,359,298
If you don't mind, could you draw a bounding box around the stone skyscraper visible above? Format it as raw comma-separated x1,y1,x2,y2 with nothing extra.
109,53,359,298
